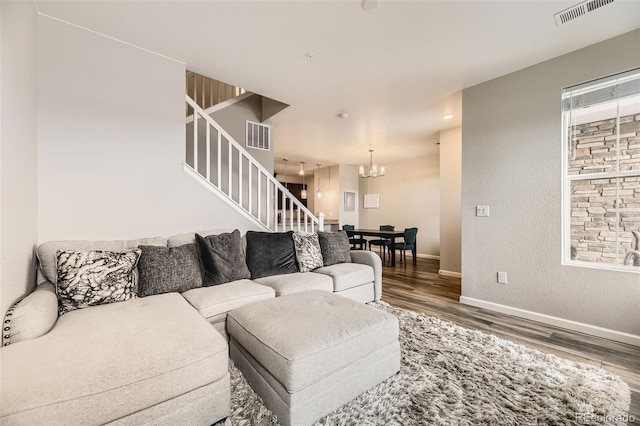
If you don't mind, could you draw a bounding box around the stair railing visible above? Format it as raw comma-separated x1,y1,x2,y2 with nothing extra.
184,94,323,233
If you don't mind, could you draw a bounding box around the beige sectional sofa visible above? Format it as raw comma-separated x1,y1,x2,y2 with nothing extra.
0,229,382,425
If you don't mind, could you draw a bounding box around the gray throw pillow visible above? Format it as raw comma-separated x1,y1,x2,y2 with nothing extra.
56,249,141,315
137,244,203,297
245,231,298,279
292,232,324,272
195,230,251,286
317,231,352,266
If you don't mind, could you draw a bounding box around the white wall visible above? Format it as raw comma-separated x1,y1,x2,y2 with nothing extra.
1,1,39,315
439,127,462,274
359,154,440,257
462,30,640,338
37,16,259,242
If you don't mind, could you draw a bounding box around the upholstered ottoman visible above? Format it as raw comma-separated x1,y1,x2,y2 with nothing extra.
227,290,400,426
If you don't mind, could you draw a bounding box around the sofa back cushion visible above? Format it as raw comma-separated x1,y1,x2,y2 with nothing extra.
195,230,251,286
37,237,167,286
167,229,237,247
137,244,204,296
245,231,298,279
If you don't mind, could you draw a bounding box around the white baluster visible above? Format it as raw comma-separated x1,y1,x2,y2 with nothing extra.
249,163,252,216
228,140,232,197
258,172,262,223
206,124,211,181
282,190,286,231
217,132,221,188
193,112,198,173
239,153,243,207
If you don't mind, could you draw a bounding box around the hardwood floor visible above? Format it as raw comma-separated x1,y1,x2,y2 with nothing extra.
380,257,640,422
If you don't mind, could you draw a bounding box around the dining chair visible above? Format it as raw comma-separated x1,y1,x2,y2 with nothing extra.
368,225,395,262
396,227,418,265
342,224,367,250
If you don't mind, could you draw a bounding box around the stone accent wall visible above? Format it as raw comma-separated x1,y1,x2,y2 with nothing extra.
569,114,640,266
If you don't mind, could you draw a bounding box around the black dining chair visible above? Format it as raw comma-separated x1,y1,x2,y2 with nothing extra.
396,227,418,265
342,225,367,250
368,225,395,262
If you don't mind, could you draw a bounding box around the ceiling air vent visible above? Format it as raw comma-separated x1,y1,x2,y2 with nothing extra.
554,0,614,26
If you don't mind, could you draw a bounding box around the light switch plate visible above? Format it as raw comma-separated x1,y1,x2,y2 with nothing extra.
497,272,508,284
476,205,490,217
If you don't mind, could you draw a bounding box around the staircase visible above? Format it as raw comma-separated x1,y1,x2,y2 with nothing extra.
184,94,324,232
186,71,246,114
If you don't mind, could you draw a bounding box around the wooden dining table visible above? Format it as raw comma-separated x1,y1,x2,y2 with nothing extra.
344,229,408,267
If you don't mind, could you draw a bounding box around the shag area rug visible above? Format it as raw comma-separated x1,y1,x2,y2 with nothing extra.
220,302,630,426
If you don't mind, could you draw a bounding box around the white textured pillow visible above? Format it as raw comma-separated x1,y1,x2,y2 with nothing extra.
292,232,324,273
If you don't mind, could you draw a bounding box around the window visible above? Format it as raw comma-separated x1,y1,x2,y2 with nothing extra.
562,69,640,271
246,120,270,151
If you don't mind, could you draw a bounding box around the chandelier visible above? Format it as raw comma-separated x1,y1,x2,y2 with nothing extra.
359,148,385,178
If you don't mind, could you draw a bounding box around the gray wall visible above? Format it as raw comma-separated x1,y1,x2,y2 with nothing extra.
37,15,260,243
461,30,640,337
210,94,274,175
1,2,39,315
439,127,462,274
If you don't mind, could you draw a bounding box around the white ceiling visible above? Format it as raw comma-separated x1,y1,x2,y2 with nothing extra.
37,0,640,170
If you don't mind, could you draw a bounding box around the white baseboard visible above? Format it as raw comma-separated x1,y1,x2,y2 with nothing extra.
416,253,440,260
459,296,640,347
438,270,461,278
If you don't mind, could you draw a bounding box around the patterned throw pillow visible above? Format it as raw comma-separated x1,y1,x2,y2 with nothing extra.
317,230,352,266
55,249,141,315
292,232,324,272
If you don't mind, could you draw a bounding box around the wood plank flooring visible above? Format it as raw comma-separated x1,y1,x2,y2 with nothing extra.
380,257,640,422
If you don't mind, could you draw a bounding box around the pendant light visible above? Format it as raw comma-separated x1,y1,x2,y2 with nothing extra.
316,163,323,199
300,162,307,199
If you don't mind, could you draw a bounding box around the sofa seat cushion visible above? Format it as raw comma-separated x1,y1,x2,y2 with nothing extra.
181,280,275,325
227,291,399,393
314,263,375,292
0,293,228,425
253,272,333,296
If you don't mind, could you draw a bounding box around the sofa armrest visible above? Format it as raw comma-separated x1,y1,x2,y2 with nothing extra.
349,251,382,301
3,282,58,346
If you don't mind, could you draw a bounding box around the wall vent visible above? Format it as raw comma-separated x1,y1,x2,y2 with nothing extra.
246,121,271,151
554,0,614,26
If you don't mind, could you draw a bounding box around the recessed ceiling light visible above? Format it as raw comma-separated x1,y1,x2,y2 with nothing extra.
361,0,380,11
442,114,454,120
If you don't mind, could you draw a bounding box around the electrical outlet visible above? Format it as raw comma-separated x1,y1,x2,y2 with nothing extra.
497,272,508,284
476,205,490,217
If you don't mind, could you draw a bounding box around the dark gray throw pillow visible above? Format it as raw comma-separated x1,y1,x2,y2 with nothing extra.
245,231,298,279
137,244,203,297
195,230,251,286
317,230,352,266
